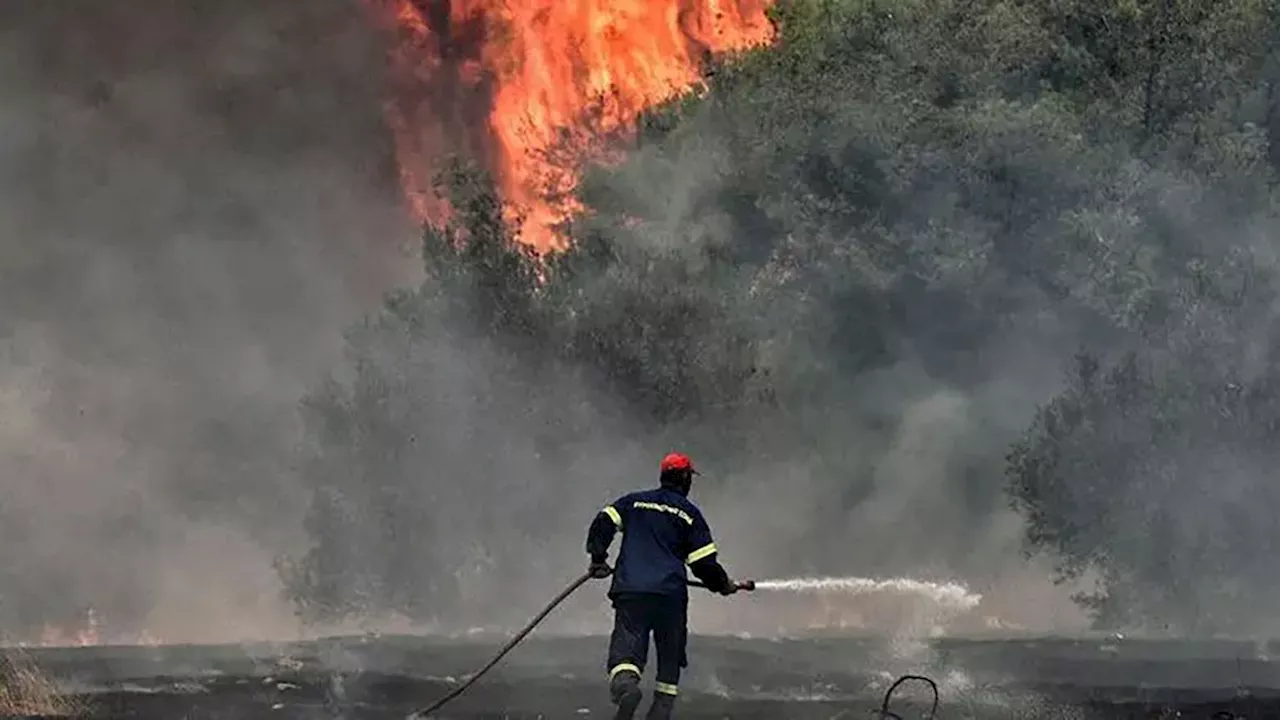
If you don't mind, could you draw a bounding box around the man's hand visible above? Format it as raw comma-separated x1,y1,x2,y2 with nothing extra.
718,580,740,596
588,560,613,579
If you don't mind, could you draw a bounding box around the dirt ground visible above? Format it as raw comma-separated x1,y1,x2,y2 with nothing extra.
15,634,1280,719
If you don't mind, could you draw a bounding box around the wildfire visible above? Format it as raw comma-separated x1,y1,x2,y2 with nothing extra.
24,608,162,649
364,0,776,252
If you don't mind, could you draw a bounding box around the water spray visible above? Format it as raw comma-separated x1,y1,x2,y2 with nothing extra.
691,575,982,611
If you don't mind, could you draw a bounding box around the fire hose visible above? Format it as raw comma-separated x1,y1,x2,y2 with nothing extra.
405,574,937,720
407,573,755,718
878,674,938,720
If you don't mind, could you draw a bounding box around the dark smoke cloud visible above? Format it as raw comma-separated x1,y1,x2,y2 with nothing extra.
0,0,418,640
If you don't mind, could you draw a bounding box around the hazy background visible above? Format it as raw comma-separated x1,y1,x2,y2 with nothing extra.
0,0,1101,645
0,0,420,641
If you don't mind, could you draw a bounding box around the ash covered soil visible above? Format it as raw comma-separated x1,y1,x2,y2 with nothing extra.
23,635,1280,719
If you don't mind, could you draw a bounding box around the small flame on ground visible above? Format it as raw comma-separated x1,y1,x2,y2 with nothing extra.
752,576,983,612
20,608,163,649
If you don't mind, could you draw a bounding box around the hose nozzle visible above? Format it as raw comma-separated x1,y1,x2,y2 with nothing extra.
687,578,757,592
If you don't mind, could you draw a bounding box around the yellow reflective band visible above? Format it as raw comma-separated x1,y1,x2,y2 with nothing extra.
609,663,641,679
655,681,679,696
603,505,622,528
686,542,717,564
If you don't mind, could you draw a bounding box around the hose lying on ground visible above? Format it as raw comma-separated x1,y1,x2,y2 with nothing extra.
878,674,939,720
406,571,593,719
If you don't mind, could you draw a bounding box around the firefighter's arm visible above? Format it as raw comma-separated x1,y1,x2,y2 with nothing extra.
686,511,735,595
689,554,734,595
585,501,624,563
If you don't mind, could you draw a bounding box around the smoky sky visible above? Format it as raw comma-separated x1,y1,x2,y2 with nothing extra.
0,0,419,640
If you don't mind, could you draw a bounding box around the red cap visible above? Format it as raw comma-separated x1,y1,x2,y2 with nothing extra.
660,452,698,474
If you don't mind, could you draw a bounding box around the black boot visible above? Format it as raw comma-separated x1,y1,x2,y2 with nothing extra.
644,692,676,720
610,672,643,720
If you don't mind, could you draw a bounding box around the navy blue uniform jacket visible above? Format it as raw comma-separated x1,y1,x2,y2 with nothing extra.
586,487,732,599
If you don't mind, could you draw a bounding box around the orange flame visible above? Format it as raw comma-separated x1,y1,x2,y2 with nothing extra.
26,608,162,648
365,0,776,252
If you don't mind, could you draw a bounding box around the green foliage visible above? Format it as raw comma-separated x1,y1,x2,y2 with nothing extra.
1009,334,1280,634
283,0,1280,632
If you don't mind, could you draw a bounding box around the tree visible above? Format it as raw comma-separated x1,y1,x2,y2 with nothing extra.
1008,227,1280,634
282,0,1280,629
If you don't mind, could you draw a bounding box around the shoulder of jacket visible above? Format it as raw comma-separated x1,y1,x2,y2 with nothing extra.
676,495,703,515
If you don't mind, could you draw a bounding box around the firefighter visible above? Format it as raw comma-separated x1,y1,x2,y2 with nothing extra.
584,452,741,720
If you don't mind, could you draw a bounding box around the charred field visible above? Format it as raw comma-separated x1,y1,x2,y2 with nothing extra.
19,634,1280,719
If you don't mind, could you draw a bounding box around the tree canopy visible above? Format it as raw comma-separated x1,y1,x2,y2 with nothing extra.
281,0,1280,635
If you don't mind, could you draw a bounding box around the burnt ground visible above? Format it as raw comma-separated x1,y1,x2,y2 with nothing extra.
19,634,1280,719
